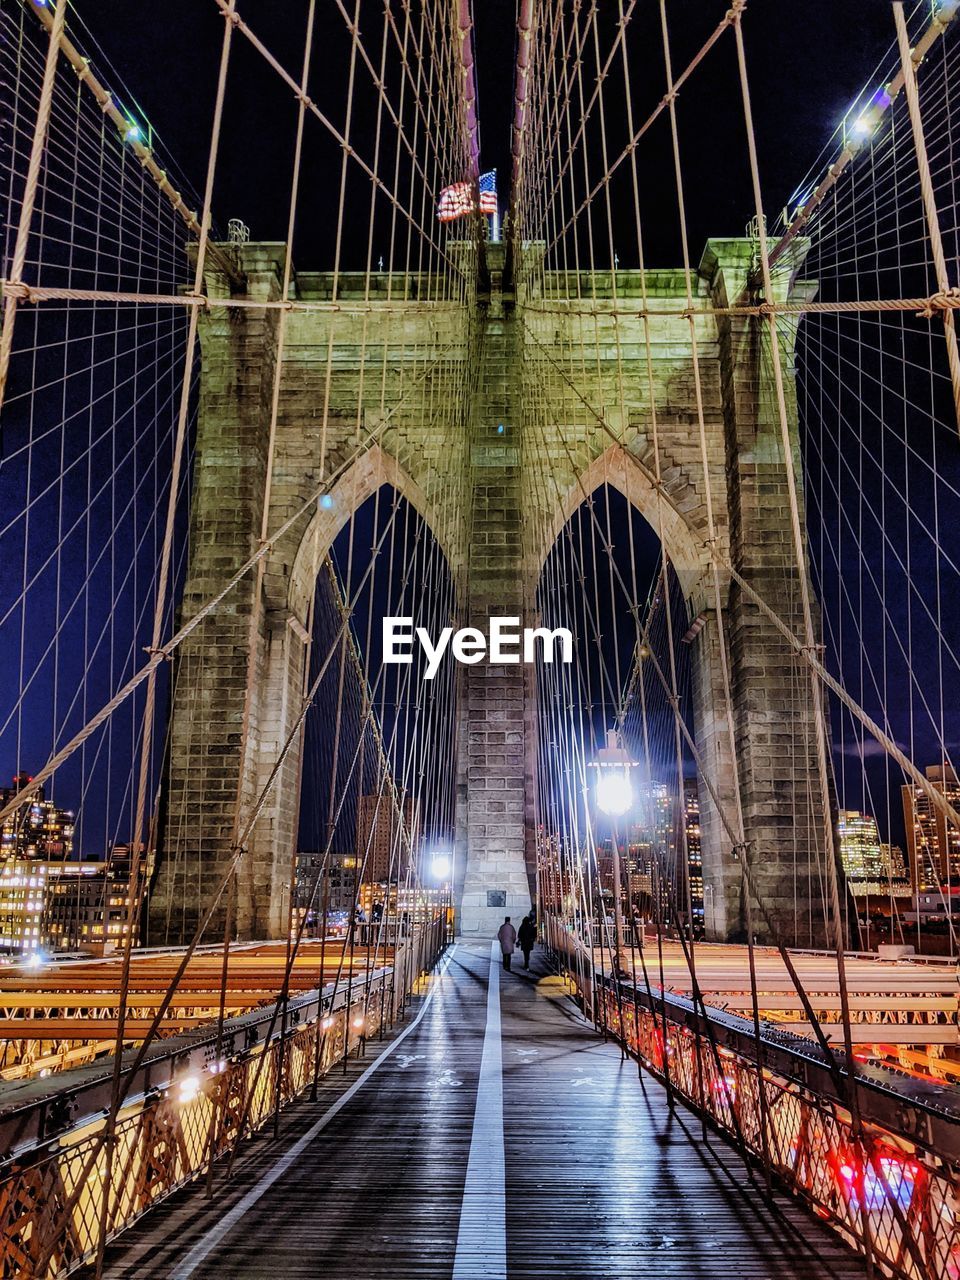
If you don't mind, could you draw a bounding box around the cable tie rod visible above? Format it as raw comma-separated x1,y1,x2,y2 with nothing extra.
917,287,960,318
2,281,36,303
144,646,172,661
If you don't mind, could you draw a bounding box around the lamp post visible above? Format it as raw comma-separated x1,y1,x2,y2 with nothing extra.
591,729,637,969
430,851,453,943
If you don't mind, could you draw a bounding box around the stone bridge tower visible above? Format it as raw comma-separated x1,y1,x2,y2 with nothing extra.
150,237,830,948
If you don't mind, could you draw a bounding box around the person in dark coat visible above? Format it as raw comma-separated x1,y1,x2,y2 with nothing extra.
517,914,536,970
496,917,517,971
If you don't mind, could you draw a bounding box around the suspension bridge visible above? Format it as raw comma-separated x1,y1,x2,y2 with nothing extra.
0,0,959,1275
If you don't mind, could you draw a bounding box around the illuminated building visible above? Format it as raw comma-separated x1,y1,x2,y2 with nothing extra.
296,850,360,919
0,775,74,862
838,809,885,880
901,765,960,891
838,809,910,898
619,781,676,923
0,779,134,954
683,778,704,931
0,859,49,952
0,859,132,954
884,843,909,882
45,861,133,954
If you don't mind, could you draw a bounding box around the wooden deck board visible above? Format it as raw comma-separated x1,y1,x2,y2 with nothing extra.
101,943,869,1279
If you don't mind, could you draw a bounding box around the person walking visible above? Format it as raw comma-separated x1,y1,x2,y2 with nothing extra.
497,916,517,971
352,903,366,944
517,913,536,970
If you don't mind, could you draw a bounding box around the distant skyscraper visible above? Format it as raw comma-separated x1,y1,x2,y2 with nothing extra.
683,777,704,930
624,781,673,901
0,776,74,862
838,809,910,897
883,843,909,883
901,765,960,891
838,809,885,880
356,793,418,883
617,780,702,928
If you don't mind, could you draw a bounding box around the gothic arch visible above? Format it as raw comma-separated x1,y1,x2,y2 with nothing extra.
236,444,457,939
286,443,458,624
534,441,714,602
531,436,742,944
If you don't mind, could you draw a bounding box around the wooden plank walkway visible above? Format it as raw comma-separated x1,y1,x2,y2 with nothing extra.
102,943,869,1279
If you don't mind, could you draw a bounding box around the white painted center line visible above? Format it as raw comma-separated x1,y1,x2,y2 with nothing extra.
452,939,506,1280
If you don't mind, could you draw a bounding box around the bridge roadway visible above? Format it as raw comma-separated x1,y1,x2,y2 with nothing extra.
600,939,959,1079
101,942,868,1279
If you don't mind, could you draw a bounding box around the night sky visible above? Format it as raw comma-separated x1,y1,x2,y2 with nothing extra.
72,1,899,266
3,0,956,861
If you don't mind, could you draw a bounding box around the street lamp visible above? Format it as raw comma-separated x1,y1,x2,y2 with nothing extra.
430,850,454,943
596,769,633,817
592,729,637,816
590,730,638,967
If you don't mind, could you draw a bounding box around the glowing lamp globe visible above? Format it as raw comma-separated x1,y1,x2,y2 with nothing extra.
596,770,633,817
431,853,452,880
177,1074,201,1104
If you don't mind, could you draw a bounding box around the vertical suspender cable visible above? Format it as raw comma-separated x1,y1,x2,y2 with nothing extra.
894,1,960,435
0,0,67,408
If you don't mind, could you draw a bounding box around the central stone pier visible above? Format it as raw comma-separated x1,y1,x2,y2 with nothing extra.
456,247,534,936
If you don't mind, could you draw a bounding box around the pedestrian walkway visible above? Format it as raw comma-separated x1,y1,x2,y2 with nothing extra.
103,942,869,1279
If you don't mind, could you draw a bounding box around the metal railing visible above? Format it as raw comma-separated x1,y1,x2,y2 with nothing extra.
0,915,447,1277
544,915,960,1280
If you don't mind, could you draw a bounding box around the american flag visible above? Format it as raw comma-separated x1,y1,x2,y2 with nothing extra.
478,170,497,215
437,181,473,223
